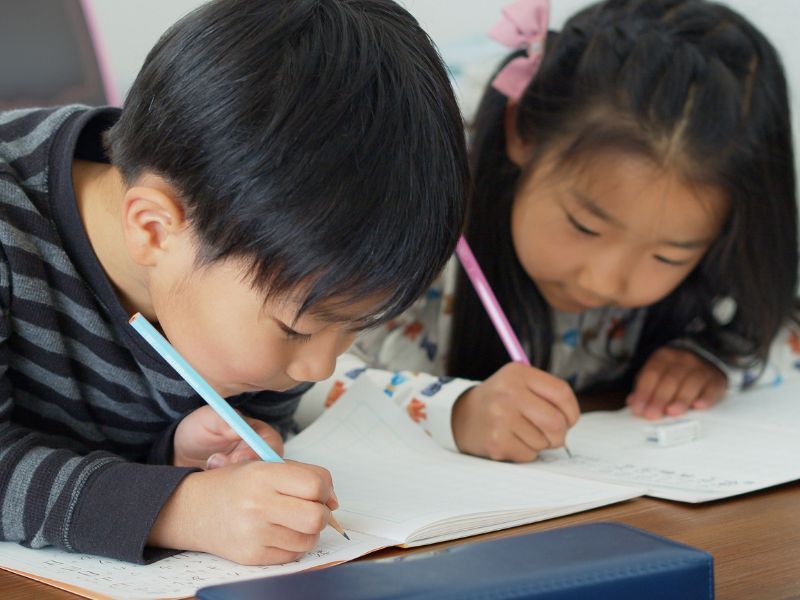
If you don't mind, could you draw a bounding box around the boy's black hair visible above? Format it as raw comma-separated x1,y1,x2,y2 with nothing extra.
450,0,797,382
106,0,468,326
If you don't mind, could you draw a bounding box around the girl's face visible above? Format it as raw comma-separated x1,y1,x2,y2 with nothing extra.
511,150,728,313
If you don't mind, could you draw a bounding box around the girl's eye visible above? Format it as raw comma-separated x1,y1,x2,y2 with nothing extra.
567,213,600,237
654,255,690,267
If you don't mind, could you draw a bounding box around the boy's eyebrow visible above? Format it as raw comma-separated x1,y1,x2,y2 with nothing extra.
306,308,374,330
282,305,376,333
272,317,310,336
571,191,713,249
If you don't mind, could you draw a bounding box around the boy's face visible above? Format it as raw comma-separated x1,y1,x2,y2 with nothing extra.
510,150,728,313
148,240,364,397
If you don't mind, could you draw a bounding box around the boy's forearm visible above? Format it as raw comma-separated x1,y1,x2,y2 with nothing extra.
147,470,205,553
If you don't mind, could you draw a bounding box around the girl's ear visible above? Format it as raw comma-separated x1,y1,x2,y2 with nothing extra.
504,101,534,167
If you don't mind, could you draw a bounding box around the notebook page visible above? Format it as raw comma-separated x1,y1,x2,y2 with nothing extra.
0,528,391,600
534,381,800,502
285,377,642,543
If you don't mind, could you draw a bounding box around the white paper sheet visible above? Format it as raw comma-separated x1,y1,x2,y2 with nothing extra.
535,381,800,502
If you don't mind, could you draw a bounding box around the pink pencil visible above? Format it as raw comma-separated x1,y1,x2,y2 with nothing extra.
455,237,529,364
455,236,573,458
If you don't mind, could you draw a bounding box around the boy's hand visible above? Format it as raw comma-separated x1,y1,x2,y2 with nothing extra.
628,347,728,420
451,363,580,462
149,460,338,565
173,405,283,469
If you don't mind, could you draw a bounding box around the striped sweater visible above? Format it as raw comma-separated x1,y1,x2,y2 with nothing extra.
0,106,304,563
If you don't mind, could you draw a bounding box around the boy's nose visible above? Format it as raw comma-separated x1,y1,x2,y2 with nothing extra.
286,349,337,383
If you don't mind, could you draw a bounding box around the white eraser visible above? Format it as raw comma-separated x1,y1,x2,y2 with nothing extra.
644,418,701,447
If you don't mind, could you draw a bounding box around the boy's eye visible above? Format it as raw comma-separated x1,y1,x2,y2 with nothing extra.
284,330,313,343
276,321,313,342
654,255,690,267
567,213,600,237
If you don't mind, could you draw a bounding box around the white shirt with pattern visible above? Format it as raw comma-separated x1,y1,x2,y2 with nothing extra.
297,259,800,451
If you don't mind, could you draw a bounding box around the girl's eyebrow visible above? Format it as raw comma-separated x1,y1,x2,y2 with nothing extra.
571,191,712,249
571,190,623,226
660,236,713,249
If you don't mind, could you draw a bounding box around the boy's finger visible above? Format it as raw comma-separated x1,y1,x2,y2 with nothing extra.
264,434,284,457
326,489,340,511
206,453,232,470
271,495,331,535
262,523,321,554
221,418,284,456
230,447,261,464
275,462,335,503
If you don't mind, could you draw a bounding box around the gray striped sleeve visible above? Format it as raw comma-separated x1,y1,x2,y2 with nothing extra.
0,246,194,563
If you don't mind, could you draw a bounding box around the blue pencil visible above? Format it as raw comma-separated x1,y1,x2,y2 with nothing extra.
129,312,349,539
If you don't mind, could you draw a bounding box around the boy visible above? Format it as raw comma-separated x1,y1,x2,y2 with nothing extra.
0,0,467,565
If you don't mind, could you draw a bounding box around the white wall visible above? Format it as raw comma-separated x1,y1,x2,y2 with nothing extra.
89,0,799,174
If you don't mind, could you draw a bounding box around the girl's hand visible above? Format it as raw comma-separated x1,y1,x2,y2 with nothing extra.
628,347,728,420
149,460,338,565
451,363,580,462
173,405,283,469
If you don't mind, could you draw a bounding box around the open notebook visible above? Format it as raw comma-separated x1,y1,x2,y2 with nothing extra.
0,377,640,600
3,377,799,598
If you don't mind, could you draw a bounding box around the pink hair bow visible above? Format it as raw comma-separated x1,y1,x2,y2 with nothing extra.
489,0,550,100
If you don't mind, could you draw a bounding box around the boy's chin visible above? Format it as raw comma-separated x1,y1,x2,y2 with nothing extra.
271,380,303,392
221,379,300,396
244,379,303,394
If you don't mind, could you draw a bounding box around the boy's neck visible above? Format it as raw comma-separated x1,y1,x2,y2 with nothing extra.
72,159,152,318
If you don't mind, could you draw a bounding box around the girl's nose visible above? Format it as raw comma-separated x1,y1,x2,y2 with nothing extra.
576,253,629,303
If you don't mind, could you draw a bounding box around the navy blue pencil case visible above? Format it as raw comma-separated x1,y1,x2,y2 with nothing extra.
197,522,714,599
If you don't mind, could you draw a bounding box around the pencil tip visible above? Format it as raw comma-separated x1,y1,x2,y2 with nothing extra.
565,446,573,459
343,531,351,540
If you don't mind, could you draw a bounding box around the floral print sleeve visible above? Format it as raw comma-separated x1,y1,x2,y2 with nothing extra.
673,321,800,392
295,259,476,451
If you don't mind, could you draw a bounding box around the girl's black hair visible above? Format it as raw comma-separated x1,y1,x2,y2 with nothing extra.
449,0,797,382
106,0,468,326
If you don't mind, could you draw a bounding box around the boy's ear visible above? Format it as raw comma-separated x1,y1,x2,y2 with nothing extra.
504,101,534,168
121,176,188,267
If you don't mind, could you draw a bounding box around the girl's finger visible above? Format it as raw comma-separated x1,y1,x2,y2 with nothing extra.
630,364,666,415
665,369,708,416
692,378,728,409
642,367,683,419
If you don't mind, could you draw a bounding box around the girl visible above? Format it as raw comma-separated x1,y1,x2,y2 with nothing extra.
299,0,799,463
